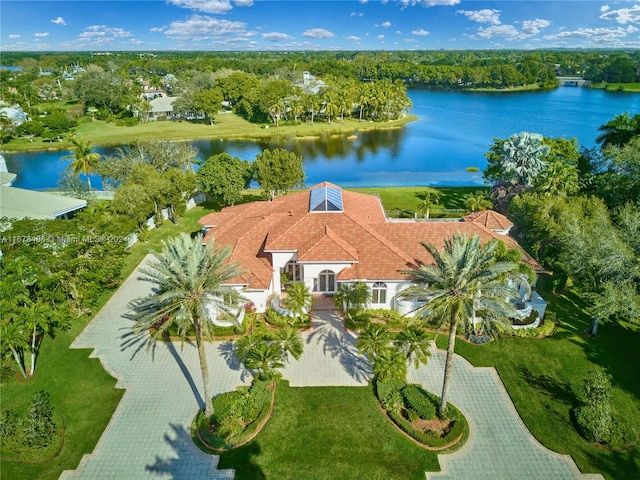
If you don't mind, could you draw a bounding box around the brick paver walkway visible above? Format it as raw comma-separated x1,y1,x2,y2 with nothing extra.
60,257,603,479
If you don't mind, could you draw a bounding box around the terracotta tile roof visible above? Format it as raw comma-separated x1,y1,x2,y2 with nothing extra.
200,183,542,290
463,210,513,231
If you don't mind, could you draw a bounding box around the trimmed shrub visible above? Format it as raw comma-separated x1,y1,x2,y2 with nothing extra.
375,378,405,404
401,384,437,420
217,416,244,440
211,391,244,425
406,409,420,422
381,390,404,414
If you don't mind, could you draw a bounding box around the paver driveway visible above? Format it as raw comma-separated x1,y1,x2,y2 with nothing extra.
61,256,603,479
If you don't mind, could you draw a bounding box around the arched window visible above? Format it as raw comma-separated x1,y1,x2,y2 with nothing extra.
284,262,303,282
371,282,387,304
316,270,336,292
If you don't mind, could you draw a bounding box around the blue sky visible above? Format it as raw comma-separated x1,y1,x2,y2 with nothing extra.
2,0,639,51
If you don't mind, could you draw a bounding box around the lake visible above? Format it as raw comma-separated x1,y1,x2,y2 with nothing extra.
4,87,639,190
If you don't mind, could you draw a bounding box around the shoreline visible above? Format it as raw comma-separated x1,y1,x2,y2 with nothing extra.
0,114,418,154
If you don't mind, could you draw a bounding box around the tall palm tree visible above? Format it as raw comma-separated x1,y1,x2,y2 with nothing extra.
399,234,518,417
23,300,54,376
131,233,245,419
61,135,101,190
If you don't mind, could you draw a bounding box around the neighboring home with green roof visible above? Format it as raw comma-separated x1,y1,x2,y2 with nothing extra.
0,185,87,220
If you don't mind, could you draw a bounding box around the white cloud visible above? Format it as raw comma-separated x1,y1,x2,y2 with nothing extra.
350,11,364,17
377,34,385,40
51,17,66,26
471,24,519,40
345,35,361,41
168,0,233,14
398,0,461,7
80,25,132,39
600,5,610,13
34,32,50,37
302,28,335,39
233,0,253,6
262,32,294,41
521,19,552,36
164,15,248,39
150,27,165,32
600,4,640,24
412,28,430,36
457,9,501,25
377,21,391,28
543,26,634,45
9,34,21,38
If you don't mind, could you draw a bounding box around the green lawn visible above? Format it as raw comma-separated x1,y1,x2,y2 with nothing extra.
348,186,488,217
218,382,441,480
590,82,640,92
1,113,418,152
443,277,640,480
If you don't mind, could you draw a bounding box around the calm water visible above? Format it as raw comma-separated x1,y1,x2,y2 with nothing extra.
4,88,639,190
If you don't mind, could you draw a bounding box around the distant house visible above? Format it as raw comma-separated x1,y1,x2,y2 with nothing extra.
0,104,28,126
148,96,178,120
199,182,546,321
297,72,326,95
0,184,87,220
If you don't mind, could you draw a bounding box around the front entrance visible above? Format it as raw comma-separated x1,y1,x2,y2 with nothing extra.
314,270,336,293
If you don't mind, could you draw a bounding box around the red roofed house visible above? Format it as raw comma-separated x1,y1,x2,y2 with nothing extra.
199,182,546,321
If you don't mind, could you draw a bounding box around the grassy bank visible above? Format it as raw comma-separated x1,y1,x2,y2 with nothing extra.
589,82,640,92
0,113,418,153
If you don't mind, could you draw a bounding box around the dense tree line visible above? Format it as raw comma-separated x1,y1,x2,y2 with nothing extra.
483,114,640,332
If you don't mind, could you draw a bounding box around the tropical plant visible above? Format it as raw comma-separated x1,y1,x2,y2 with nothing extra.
356,323,392,362
130,233,245,419
272,326,304,362
244,341,285,381
334,282,369,318
399,234,518,417
416,188,442,218
397,325,432,369
372,347,407,383
463,191,493,212
235,329,303,381
282,282,312,318
61,135,101,190
500,132,551,186
596,112,640,148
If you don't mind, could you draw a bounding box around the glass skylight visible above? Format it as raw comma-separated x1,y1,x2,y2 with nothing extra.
309,186,343,212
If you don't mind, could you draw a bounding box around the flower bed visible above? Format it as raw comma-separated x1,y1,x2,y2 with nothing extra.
375,380,468,451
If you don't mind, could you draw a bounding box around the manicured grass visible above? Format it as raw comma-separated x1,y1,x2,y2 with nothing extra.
2,113,418,152
0,315,124,480
218,381,441,480
440,277,640,480
348,186,488,217
0,203,217,480
590,82,640,92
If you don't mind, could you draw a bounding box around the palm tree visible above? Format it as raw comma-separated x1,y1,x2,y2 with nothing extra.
596,112,640,148
61,135,101,190
244,341,286,381
23,300,54,376
356,323,392,362
130,233,245,419
397,325,432,369
272,326,304,362
399,234,518,417
500,132,551,187
334,282,369,319
0,319,29,379
417,187,442,219
372,347,407,383
464,191,493,212
283,282,312,319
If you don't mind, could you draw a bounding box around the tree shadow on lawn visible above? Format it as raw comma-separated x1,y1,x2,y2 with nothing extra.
518,365,577,406
218,442,266,480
